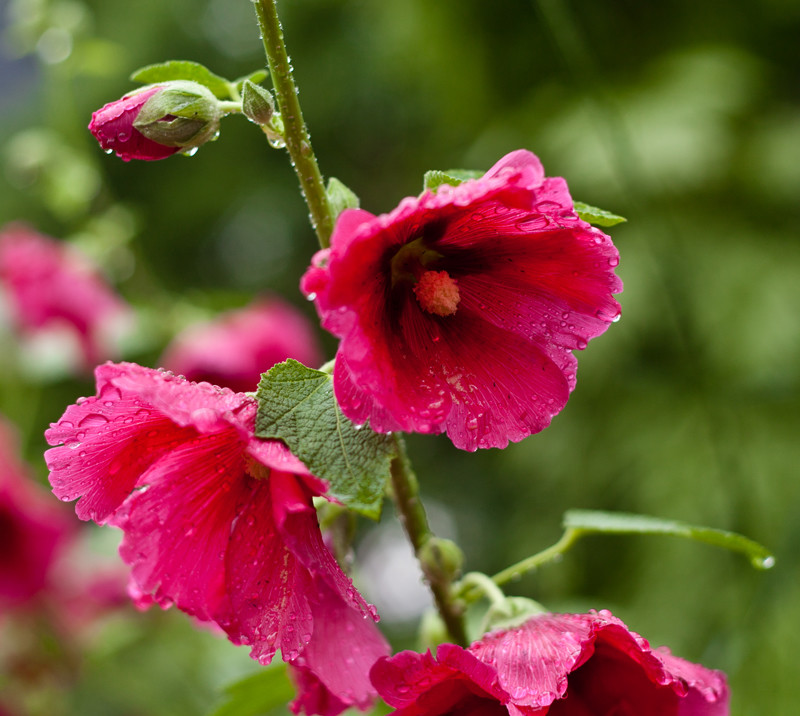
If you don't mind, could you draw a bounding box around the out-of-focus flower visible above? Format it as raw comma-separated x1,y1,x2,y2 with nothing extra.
44,362,379,682
302,150,622,451
89,81,222,162
0,416,75,613
160,297,323,393
371,610,729,715
0,223,131,370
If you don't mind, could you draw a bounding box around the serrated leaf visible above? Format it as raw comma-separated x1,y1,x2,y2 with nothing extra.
131,60,232,99
423,168,484,193
208,665,294,716
573,201,627,227
255,360,396,519
563,510,775,570
234,69,269,93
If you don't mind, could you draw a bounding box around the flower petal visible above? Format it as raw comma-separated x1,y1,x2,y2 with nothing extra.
110,427,249,623
289,579,390,716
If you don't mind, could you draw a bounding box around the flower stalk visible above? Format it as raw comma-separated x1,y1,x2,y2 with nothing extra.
253,0,334,248
390,436,468,646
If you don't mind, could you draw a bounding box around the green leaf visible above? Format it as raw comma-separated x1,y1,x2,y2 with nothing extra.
234,69,269,93
573,201,627,227
255,360,396,519
563,510,775,570
130,60,232,99
423,168,484,192
208,665,294,716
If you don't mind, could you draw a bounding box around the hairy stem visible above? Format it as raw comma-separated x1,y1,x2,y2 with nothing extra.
390,436,468,646
253,0,334,248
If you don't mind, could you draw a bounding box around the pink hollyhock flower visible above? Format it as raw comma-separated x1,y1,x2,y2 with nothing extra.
89,81,222,162
0,417,75,612
302,150,623,451
371,610,729,716
0,223,131,369
160,297,323,393
44,362,380,680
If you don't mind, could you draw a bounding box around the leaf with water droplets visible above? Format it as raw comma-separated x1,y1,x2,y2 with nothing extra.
255,360,396,519
130,60,233,100
572,201,627,227
563,509,774,570
208,663,294,716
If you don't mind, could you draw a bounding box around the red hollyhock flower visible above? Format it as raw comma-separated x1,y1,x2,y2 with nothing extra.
371,610,729,716
89,85,181,162
0,417,75,612
0,224,131,369
44,362,380,678
160,297,323,393
302,150,623,451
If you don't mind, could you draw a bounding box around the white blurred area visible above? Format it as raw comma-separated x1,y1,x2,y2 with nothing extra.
356,500,457,624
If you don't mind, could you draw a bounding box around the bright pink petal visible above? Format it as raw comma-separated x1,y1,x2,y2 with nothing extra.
656,648,730,716
89,86,180,162
471,611,729,715
371,646,510,716
110,427,249,623
272,471,375,621
289,579,390,716
45,364,201,522
46,361,380,673
224,473,315,664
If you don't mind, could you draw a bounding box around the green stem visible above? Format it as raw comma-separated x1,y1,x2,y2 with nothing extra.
460,528,580,606
459,572,508,611
390,436,468,646
253,0,334,248
493,528,579,586
218,100,243,115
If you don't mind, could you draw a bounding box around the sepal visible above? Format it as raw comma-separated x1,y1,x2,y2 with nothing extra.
326,177,360,220
132,81,222,150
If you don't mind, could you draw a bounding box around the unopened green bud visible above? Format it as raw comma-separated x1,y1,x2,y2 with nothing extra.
480,596,546,634
419,537,464,583
241,79,275,126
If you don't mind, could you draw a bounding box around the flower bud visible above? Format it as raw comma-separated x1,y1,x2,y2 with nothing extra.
89,81,222,162
418,536,464,583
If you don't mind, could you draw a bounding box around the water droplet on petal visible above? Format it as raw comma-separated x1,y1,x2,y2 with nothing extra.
79,413,109,428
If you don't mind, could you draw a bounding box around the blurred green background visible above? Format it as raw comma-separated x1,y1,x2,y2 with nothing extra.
1,0,798,713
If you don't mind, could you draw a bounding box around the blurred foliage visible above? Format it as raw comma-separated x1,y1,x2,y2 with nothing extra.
1,0,798,713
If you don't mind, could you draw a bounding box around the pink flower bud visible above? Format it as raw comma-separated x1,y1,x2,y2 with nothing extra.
89,81,221,162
